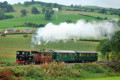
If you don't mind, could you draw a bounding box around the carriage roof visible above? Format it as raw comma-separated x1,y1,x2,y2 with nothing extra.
51,50,76,53
76,51,98,54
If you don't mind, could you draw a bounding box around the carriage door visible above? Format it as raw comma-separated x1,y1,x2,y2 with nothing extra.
75,53,79,62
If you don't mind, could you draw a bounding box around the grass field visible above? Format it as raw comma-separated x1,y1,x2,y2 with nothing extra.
0,36,99,62
60,10,119,19
5,4,42,17
0,13,100,28
1,4,119,31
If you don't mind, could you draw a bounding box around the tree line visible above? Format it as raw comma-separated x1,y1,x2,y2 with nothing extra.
68,5,120,16
0,1,14,12
21,1,62,20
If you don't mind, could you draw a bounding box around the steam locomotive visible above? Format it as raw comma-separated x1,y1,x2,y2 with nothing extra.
16,50,98,64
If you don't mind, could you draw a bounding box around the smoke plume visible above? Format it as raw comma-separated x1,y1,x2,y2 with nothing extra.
31,19,119,46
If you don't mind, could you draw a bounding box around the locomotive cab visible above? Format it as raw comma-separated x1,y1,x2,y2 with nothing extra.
16,51,34,64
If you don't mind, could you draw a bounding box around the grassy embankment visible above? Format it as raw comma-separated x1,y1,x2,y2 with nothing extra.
0,62,120,80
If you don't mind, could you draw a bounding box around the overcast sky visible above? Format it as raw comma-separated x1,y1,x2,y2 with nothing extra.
0,0,120,8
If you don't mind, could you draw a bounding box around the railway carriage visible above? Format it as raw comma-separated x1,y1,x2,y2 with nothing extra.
31,51,53,64
76,51,98,62
51,50,77,62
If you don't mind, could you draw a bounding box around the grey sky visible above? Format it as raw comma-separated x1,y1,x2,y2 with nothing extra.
0,0,120,8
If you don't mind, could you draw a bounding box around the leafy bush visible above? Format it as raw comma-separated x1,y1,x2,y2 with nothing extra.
74,63,113,73
23,34,28,37
107,63,120,72
0,68,14,80
0,62,120,80
1,33,6,37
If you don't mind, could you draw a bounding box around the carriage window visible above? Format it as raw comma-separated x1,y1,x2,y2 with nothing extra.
95,54,97,56
79,54,81,56
86,54,88,56
48,54,52,57
67,53,69,56
58,53,60,56
66,53,68,56
57,53,59,56
69,53,71,56
88,54,90,56
72,53,75,56
68,53,70,56
59,53,61,56
85,54,86,56
44,54,46,57
41,54,44,57
63,53,65,56
92,54,95,56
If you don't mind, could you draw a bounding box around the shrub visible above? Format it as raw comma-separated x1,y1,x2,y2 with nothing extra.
23,34,28,37
107,63,120,72
12,66,25,77
0,68,14,80
1,33,6,37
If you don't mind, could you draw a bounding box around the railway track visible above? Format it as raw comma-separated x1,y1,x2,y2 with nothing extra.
65,61,120,66
0,61,120,69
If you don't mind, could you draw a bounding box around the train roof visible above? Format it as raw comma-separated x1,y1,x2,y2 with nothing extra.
31,51,53,53
17,51,30,52
76,51,98,54
51,50,76,53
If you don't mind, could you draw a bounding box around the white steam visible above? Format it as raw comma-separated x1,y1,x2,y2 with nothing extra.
31,19,119,46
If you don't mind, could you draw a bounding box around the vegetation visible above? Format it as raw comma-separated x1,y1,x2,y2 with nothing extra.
0,0,120,80
45,10,53,20
0,11,14,20
0,62,120,80
0,14,100,28
20,9,27,16
23,34,28,37
0,1,14,12
97,31,120,61
31,7,40,14
66,5,120,16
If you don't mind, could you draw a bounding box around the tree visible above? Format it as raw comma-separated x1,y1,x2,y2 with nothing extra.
42,7,46,13
97,31,120,61
3,1,8,5
70,4,74,8
21,9,27,16
31,7,40,14
6,5,14,12
58,5,62,10
46,3,52,7
53,3,58,8
110,31,120,53
32,0,34,3
45,10,52,20
100,9,106,14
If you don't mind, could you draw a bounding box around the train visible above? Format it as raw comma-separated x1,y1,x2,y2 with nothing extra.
16,50,98,64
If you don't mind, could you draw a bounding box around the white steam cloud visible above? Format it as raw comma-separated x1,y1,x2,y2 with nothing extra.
31,19,119,46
